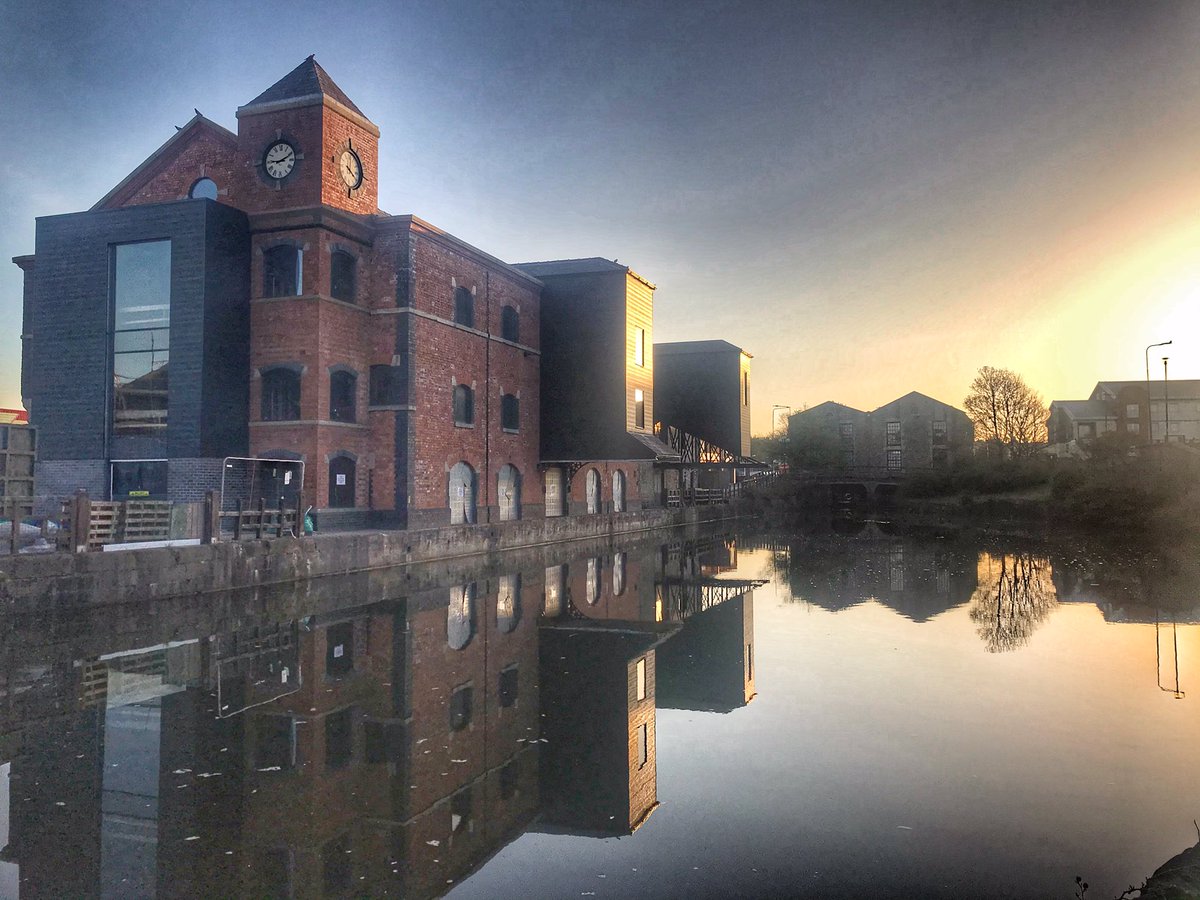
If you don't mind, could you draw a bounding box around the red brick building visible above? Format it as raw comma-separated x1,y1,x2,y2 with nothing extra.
17,57,697,527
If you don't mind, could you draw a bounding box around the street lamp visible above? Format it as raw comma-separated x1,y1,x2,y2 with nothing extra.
771,404,792,435
1163,356,1170,444
1145,340,1172,443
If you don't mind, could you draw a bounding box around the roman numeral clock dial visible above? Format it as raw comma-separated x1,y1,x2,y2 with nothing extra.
262,141,296,181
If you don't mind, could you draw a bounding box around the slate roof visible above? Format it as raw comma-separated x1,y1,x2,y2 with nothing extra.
654,340,749,357
512,257,628,277
243,56,365,117
1092,380,1200,401
1049,399,1112,420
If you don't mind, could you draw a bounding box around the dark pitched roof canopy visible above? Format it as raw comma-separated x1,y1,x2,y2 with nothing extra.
243,55,365,117
513,257,628,277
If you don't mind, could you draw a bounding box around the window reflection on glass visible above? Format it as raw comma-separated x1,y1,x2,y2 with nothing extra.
189,177,218,200
586,557,601,605
113,241,171,433
497,574,520,633
613,551,626,596
544,565,564,616
264,245,301,297
448,583,475,650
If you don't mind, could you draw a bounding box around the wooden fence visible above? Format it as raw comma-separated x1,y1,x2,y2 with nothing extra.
56,490,305,553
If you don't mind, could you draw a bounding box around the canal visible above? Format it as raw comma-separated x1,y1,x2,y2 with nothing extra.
0,520,1196,898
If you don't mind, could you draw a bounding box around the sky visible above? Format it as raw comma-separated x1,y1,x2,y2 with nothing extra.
3,0,1200,434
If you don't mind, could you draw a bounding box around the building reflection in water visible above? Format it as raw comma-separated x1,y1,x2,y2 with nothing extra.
0,530,759,897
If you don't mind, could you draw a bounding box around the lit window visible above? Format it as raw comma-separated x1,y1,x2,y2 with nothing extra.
636,657,646,701
743,371,750,406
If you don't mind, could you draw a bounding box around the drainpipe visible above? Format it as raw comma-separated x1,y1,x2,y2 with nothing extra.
484,271,492,524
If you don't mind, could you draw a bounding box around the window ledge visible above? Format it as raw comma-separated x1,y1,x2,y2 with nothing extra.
502,427,519,435
454,421,475,429
368,404,415,412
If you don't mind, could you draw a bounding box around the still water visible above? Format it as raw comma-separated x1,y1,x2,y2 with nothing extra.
1,521,1197,898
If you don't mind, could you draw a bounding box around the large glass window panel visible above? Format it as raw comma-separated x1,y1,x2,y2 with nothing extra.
113,241,171,330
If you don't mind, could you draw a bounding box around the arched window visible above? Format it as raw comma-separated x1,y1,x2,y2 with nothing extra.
263,245,302,297
330,250,356,303
501,394,519,432
453,384,474,426
613,551,626,596
586,557,601,605
500,306,519,342
329,369,356,423
448,583,476,650
497,574,521,633
453,286,474,327
261,367,301,421
613,470,626,513
497,464,521,521
586,468,601,514
449,462,477,524
189,177,218,200
328,454,356,507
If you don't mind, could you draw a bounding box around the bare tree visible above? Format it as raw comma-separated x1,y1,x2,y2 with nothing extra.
963,366,1047,457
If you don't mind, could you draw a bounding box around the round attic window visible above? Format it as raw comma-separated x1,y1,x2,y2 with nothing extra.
189,177,218,200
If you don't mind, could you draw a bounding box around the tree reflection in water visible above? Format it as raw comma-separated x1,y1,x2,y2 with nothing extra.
969,552,1057,652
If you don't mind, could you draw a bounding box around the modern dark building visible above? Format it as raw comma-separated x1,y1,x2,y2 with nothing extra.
654,339,753,458
514,258,679,515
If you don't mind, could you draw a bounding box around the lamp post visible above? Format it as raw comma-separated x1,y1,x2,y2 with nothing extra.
1163,356,1170,444
771,404,792,435
1145,340,1172,443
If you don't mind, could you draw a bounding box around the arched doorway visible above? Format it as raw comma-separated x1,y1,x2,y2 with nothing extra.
586,468,601,514
498,464,521,521
612,470,626,512
449,462,477,524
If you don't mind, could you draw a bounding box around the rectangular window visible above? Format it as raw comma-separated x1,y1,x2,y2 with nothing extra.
255,716,295,770
500,760,518,800
743,371,750,406
369,364,407,407
637,722,648,768
635,328,645,366
635,388,645,429
746,643,753,681
886,421,901,446
111,460,168,500
499,666,518,708
113,241,171,433
636,657,646,701
1127,422,1140,434
886,449,902,470
932,420,947,445
1126,403,1140,419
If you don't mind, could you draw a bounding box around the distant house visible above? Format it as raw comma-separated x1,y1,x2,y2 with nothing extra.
1048,380,1200,454
788,391,973,472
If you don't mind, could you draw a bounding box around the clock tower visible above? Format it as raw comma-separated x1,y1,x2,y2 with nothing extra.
234,55,379,215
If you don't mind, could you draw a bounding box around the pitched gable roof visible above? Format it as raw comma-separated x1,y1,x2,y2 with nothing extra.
91,114,237,211
242,55,364,117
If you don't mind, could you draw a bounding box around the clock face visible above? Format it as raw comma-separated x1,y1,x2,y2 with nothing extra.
338,148,363,190
263,142,296,180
